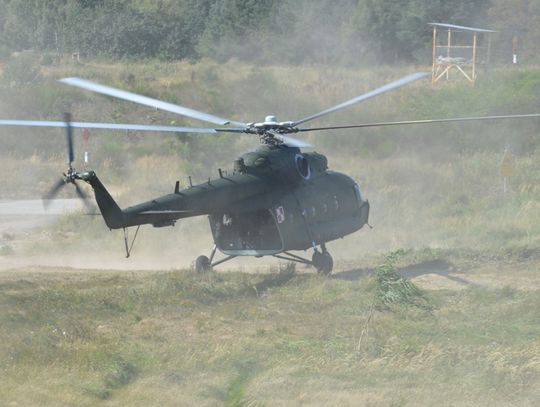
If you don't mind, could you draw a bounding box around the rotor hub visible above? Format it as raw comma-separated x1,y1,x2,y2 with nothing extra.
244,116,299,145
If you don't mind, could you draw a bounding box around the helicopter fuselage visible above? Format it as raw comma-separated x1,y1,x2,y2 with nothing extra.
210,169,369,257
81,144,370,256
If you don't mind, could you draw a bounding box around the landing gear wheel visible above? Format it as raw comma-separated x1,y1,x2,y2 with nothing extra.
312,250,333,276
321,252,333,275
195,255,212,273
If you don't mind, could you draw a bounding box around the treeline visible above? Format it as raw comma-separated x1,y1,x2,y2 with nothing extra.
0,0,539,65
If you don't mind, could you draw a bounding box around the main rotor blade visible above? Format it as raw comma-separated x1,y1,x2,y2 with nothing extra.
60,77,247,127
0,120,246,134
276,135,313,148
297,113,540,132
292,72,429,127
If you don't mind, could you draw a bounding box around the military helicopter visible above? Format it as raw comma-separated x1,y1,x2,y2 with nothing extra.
2,72,539,274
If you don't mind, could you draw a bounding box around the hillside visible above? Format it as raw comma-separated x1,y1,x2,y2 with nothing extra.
4,0,535,64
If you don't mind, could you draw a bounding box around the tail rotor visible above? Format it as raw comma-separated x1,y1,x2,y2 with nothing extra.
42,113,91,210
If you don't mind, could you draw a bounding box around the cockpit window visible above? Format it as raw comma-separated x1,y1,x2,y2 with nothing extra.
295,154,310,179
254,156,269,167
354,185,364,205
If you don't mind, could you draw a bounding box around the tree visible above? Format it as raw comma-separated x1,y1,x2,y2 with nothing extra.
488,0,540,63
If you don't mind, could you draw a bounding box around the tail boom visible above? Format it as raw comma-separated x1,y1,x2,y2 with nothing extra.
79,171,125,229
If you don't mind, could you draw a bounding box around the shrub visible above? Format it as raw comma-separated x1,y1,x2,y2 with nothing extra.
1,52,42,87
375,250,429,309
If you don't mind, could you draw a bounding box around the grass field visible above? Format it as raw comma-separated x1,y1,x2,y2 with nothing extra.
1,250,539,406
1,58,539,405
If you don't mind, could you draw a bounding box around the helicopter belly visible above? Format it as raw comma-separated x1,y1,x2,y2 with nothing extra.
309,214,367,244
275,205,369,251
209,209,284,256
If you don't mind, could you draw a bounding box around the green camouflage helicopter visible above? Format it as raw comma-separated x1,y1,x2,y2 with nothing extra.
2,72,539,273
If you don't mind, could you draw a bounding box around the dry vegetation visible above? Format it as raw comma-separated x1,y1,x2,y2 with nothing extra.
0,250,539,406
1,58,539,405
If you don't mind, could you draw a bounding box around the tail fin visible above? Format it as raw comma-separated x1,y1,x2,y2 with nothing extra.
79,171,125,229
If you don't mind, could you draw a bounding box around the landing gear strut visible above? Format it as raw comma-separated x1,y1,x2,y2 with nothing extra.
273,244,333,275
195,244,333,275
194,245,237,273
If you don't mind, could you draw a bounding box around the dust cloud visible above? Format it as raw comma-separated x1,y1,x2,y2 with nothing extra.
0,20,538,274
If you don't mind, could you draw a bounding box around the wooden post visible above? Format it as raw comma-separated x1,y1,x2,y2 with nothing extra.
486,34,492,68
432,26,437,84
472,32,477,83
446,30,452,80
512,35,518,65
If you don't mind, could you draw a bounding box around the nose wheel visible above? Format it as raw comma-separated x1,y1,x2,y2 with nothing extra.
195,255,212,273
312,245,333,275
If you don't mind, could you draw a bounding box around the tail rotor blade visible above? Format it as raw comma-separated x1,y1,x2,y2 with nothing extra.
74,182,87,201
41,113,92,212
43,178,66,208
74,182,93,212
64,112,74,164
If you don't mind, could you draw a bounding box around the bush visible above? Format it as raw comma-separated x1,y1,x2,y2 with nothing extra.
1,53,41,87
375,250,429,309
0,245,14,256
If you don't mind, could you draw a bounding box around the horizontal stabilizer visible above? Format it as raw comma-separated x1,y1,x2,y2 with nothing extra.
139,210,195,215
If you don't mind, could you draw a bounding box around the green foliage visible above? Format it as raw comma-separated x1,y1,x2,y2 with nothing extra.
104,357,139,390
198,0,275,61
374,250,429,309
0,45,11,61
224,361,259,407
354,0,489,64
1,0,536,65
1,52,42,87
488,0,540,63
0,245,14,256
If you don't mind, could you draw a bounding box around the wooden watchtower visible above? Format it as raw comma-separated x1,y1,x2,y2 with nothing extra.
429,23,495,85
